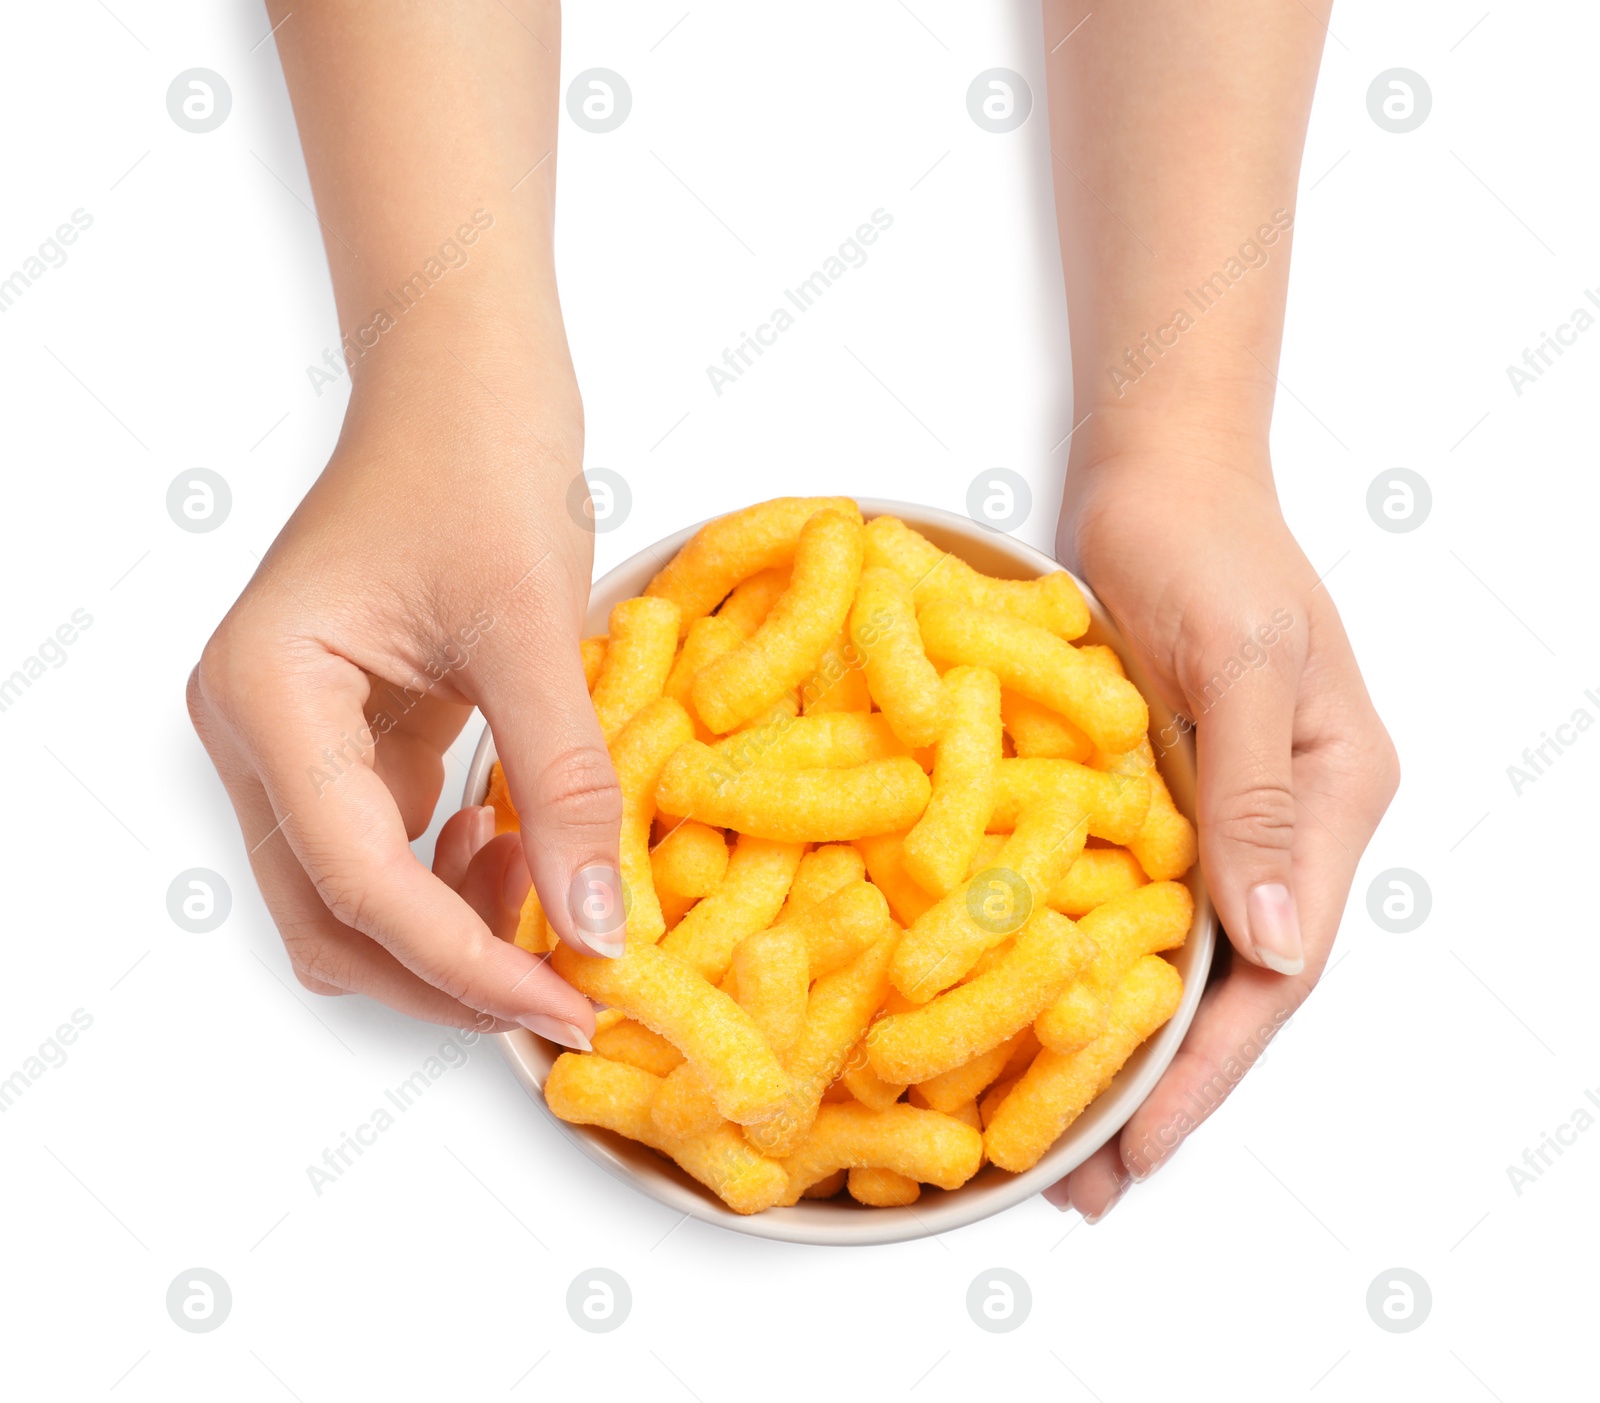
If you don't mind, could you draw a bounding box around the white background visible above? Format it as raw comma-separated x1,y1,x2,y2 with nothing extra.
1,1,1595,1399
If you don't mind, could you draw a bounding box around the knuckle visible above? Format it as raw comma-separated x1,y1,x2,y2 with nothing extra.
531,743,623,833
1211,782,1297,855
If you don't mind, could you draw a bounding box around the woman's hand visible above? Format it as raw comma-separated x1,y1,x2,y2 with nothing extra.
1044,437,1399,1220
187,364,619,1047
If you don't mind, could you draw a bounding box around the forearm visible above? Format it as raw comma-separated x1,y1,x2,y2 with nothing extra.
1045,0,1329,466
269,0,577,438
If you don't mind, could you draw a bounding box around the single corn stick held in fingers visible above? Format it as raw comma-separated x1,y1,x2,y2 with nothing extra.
776,1101,983,1205
868,907,1095,1084
646,497,860,638
918,601,1147,754
659,832,803,981
900,666,1002,896
544,1054,788,1215
591,597,680,742
1035,881,1193,1054
691,510,865,733
550,942,792,1126
850,564,946,747
863,515,1090,639
892,801,1089,1001
657,743,931,844
611,698,695,945
986,954,1183,1172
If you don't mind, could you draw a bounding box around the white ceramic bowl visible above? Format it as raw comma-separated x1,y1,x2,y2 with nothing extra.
464,499,1214,1245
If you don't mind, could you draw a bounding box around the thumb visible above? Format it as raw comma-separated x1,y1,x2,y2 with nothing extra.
1191,655,1305,976
471,608,626,962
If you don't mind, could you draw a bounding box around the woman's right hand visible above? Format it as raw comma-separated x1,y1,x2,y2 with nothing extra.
187,359,620,1047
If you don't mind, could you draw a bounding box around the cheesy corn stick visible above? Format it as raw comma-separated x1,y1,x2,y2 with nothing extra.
650,819,729,930
803,632,874,714
988,758,1151,846
664,615,744,733
550,942,793,1125
850,565,946,747
646,496,861,638
651,1062,724,1140
901,666,1002,896
692,510,865,733
1093,741,1199,881
776,1102,984,1204
591,1019,685,1077
543,1054,788,1215
912,1026,1032,1113
918,601,1147,754
840,1042,907,1113
1001,689,1092,762
1049,846,1147,917
591,597,681,743
774,879,892,979
848,1167,921,1206
657,743,931,844
979,1074,1019,1129
864,515,1091,639
868,908,1094,1084
745,932,901,1158
660,832,803,981
892,802,1089,1001
612,698,695,944
731,923,809,1052
1035,881,1193,1054
779,843,867,920
855,833,938,927
711,712,909,772
986,955,1182,1172
581,636,608,692
803,1169,847,1199
717,565,791,637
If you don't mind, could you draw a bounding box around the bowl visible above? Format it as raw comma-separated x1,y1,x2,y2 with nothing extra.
463,499,1215,1245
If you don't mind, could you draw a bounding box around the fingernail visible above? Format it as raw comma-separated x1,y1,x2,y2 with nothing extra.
516,1013,593,1051
1247,882,1304,976
567,864,627,958
1083,1181,1128,1225
469,805,496,853
1042,1182,1074,1213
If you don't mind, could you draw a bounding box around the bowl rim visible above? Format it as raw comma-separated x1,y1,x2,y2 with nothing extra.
463,497,1215,1246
